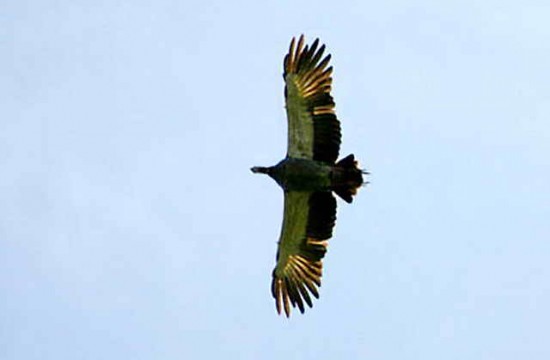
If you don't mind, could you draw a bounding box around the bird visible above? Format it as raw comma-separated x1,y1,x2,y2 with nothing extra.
251,35,367,317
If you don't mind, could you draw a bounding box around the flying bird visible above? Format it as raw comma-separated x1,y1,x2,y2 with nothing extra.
251,35,367,317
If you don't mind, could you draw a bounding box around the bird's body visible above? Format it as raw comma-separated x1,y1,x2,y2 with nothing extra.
251,35,367,317
253,158,331,190
252,154,363,200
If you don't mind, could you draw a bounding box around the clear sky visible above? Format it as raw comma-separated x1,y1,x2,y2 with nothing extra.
2,0,550,359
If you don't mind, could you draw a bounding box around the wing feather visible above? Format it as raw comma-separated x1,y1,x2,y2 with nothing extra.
271,191,337,317
284,35,341,163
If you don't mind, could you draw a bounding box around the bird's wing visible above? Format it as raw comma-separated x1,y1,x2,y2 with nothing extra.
271,190,337,317
284,35,341,164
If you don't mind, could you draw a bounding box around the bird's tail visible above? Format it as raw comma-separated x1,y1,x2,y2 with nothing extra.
332,154,367,203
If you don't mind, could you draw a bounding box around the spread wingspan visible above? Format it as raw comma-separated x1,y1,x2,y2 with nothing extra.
271,191,337,317
284,35,341,164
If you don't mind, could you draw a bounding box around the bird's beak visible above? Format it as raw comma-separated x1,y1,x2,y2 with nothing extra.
251,166,269,174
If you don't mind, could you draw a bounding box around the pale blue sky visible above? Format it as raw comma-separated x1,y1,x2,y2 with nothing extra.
2,1,550,359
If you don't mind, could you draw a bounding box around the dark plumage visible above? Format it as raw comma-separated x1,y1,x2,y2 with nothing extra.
251,35,367,317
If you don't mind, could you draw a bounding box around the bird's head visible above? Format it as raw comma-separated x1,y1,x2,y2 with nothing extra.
250,166,271,175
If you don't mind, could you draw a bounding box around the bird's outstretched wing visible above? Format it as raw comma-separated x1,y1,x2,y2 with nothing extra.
271,191,337,317
284,35,341,164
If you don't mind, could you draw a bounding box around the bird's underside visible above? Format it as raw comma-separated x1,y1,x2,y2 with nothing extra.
251,35,366,317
